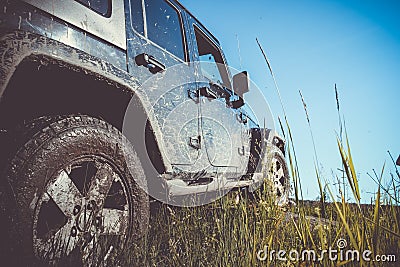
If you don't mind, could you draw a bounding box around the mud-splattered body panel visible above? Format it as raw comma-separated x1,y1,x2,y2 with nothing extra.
0,0,262,194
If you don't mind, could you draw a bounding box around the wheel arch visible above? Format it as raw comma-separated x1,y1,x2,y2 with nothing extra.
0,52,167,176
246,128,286,175
270,133,286,156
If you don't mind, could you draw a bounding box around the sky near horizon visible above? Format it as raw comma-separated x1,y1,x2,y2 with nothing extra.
180,0,400,202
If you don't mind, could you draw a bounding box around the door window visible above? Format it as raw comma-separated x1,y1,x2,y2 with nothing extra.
75,0,111,17
130,0,145,35
144,0,186,61
194,26,231,89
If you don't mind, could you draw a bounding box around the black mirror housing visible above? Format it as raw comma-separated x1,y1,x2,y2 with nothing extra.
233,71,250,99
231,97,244,109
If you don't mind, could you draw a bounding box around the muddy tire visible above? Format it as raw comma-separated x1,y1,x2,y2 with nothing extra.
253,146,290,206
0,115,149,266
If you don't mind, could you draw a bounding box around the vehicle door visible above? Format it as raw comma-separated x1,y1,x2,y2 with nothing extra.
192,24,248,177
125,0,200,168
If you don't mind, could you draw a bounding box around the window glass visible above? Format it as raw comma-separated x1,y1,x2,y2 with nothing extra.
130,0,144,35
194,26,230,88
76,0,111,17
198,53,224,85
145,0,185,61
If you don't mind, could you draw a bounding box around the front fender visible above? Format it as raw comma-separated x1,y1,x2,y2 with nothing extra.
0,31,172,174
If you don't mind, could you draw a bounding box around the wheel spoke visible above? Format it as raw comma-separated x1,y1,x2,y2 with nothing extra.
102,208,129,235
265,156,287,200
276,165,284,178
82,235,115,266
36,221,79,259
47,170,83,217
274,170,285,183
87,164,116,206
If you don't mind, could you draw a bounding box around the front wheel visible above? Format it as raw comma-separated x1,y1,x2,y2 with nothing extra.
1,115,149,266
252,146,290,206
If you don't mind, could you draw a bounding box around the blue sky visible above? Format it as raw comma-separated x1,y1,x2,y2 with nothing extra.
180,0,400,202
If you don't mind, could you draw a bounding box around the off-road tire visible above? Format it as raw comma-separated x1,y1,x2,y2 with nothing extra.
254,146,290,206
0,115,149,266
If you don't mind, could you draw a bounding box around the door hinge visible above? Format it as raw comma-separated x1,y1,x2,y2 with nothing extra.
189,136,201,150
238,146,245,156
236,112,248,124
187,89,199,103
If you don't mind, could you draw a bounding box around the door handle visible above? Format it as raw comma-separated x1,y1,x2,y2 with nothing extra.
135,53,165,74
199,87,218,99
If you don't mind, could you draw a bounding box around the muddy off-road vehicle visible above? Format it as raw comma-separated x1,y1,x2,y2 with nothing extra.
0,0,290,265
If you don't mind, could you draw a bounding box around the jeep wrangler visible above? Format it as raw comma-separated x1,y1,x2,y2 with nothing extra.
0,0,289,265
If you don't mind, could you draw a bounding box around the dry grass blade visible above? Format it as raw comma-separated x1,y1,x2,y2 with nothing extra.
364,217,400,239
371,164,384,256
326,185,359,251
337,136,360,202
299,90,310,124
345,134,360,201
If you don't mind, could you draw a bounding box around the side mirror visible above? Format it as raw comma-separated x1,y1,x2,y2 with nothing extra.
233,71,250,99
231,71,249,109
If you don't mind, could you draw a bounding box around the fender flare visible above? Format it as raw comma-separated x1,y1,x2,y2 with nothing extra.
0,31,170,175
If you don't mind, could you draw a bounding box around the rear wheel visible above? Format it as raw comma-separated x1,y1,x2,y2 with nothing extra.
0,115,149,266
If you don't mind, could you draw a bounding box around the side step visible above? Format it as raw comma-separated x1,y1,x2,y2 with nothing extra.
165,176,260,197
